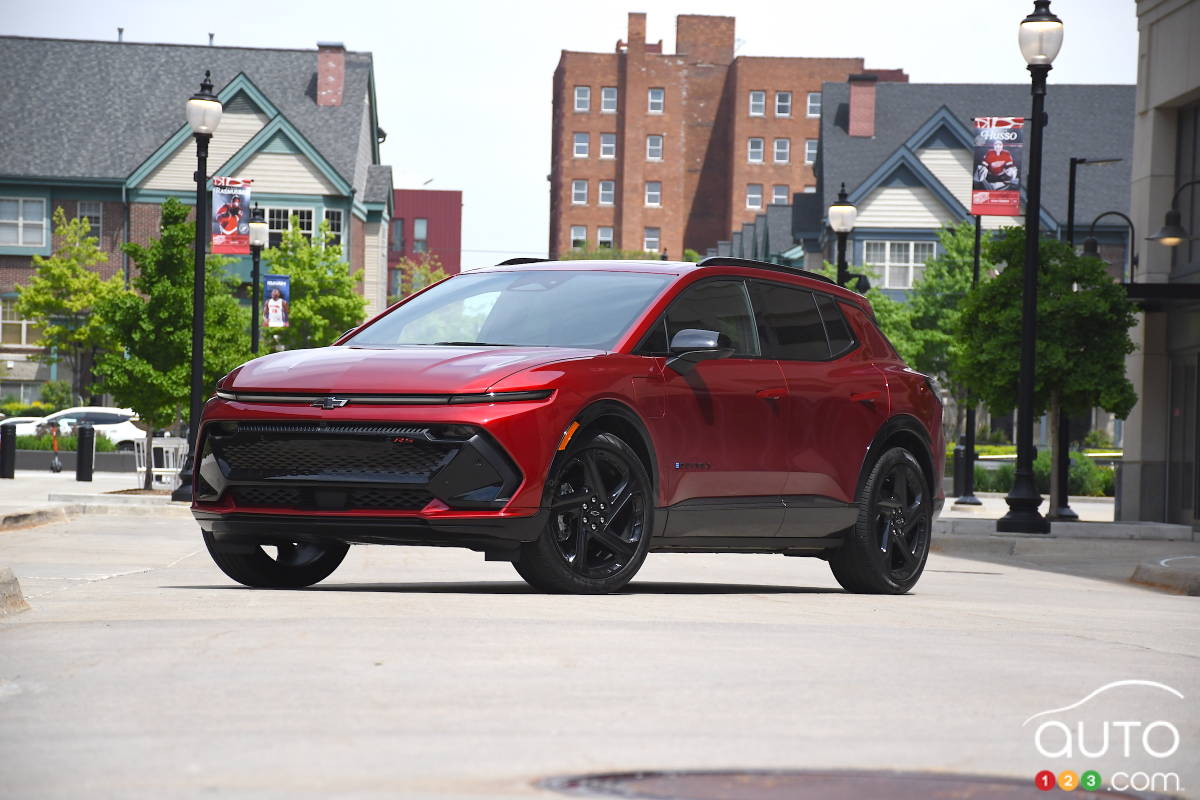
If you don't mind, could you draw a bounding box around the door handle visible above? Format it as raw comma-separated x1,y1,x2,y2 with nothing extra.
850,390,881,405
756,387,787,401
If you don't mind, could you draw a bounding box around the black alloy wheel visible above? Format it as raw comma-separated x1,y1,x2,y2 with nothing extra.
830,447,932,594
203,532,348,588
515,431,653,594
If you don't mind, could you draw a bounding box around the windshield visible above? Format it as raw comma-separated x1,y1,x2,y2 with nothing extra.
347,270,673,350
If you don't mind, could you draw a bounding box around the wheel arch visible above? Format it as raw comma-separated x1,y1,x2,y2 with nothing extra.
570,400,658,497
857,414,936,503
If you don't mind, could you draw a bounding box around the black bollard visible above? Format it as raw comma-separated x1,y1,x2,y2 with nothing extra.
75,423,95,483
0,423,15,479
952,436,967,499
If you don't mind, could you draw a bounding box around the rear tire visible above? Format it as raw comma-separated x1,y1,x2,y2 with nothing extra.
830,447,931,594
514,432,653,594
203,533,348,588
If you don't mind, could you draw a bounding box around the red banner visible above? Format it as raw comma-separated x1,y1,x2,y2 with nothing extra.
970,117,1024,216
211,176,252,254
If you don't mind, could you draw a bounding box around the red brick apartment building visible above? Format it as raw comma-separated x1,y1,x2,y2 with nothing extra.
549,12,906,258
388,189,462,296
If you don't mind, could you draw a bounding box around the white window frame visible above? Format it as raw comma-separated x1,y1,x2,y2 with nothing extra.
775,91,792,117
574,86,590,112
746,184,763,209
647,87,665,114
643,227,661,252
600,87,618,113
0,196,47,247
645,181,662,207
773,138,790,164
863,240,937,289
772,185,790,205
599,180,615,206
749,90,765,116
323,208,344,246
0,297,38,346
600,133,617,159
570,225,587,249
573,132,589,158
413,218,428,253
804,139,818,165
646,134,664,161
597,226,614,249
78,200,102,240
806,92,822,118
266,206,314,247
747,138,764,163
571,180,588,205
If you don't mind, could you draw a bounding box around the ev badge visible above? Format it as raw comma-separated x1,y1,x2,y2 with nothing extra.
311,397,350,410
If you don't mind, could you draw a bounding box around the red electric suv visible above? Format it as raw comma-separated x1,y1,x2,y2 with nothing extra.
193,257,944,595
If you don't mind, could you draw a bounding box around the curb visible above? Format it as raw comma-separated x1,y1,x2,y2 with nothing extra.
934,517,1196,541
1130,556,1200,596
47,492,177,506
0,506,71,532
0,567,30,616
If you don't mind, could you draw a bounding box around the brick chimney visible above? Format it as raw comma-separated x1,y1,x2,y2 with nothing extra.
627,12,646,55
317,42,345,107
675,15,735,65
848,74,878,138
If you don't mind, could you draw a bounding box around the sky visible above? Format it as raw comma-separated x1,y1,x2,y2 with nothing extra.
3,0,1139,267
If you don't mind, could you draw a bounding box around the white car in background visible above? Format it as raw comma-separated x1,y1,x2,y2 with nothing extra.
6,407,143,450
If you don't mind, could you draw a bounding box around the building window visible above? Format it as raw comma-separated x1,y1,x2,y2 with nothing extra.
391,218,405,252
773,138,790,163
863,240,937,289
598,226,614,249
413,218,428,253
646,134,664,161
78,201,102,239
748,138,764,163
0,197,46,247
570,225,587,249
807,92,822,118
749,90,765,116
803,185,817,193
643,227,661,252
324,208,343,246
1,298,39,346
805,139,818,165
599,180,615,206
746,184,763,209
776,91,792,117
772,185,790,205
574,86,590,112
572,180,588,205
267,207,313,247
600,133,617,159
601,87,618,113
573,132,589,158
647,87,665,113
645,181,662,207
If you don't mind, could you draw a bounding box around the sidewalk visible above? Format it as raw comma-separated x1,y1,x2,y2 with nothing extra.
0,469,189,529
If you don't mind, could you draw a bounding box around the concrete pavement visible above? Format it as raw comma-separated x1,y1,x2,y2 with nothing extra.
1,513,1197,798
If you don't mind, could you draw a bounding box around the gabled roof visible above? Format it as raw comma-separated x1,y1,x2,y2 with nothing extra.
0,36,376,190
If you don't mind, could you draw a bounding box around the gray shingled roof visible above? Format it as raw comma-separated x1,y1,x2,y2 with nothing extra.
816,82,1134,233
765,205,793,256
364,164,392,205
0,36,375,188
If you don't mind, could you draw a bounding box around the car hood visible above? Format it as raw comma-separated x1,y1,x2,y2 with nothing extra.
223,345,603,395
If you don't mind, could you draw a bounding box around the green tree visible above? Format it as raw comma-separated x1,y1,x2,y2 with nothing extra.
15,206,123,403
93,198,251,488
954,227,1137,504
262,217,366,349
388,252,448,305
559,245,662,261
809,260,917,363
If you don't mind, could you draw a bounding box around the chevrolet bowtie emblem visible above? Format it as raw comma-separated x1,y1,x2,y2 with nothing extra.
311,397,350,409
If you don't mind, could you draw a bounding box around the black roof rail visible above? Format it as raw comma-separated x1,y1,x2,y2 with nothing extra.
696,256,837,286
495,257,550,266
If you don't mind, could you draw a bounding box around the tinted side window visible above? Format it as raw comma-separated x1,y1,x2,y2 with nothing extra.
815,294,856,357
91,413,128,425
751,282,831,361
663,280,760,357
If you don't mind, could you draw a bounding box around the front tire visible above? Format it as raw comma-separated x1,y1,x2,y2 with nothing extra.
203,533,348,588
829,447,932,594
514,431,653,594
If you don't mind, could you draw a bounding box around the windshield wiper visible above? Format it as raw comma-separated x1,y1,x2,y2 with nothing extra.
429,341,517,347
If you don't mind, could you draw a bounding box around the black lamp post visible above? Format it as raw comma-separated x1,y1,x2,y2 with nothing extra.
997,0,1063,534
955,215,983,507
1082,211,1138,281
248,204,268,354
1147,179,1200,247
172,71,223,502
828,183,857,287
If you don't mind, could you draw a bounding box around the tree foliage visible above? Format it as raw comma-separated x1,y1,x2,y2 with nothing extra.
262,217,366,349
15,206,123,403
809,260,917,363
388,252,448,305
559,246,663,261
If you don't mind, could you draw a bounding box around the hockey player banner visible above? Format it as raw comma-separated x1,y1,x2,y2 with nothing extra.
212,176,253,254
263,274,290,329
971,117,1024,216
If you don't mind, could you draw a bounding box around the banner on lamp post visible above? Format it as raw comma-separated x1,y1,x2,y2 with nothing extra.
211,176,252,254
970,117,1024,216
262,274,290,329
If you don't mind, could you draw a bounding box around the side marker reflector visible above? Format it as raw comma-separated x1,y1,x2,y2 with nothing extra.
557,421,581,451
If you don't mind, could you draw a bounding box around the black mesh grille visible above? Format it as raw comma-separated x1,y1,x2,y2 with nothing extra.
233,486,433,511
235,486,303,507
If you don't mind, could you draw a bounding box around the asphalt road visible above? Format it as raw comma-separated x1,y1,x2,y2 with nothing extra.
1,514,1198,799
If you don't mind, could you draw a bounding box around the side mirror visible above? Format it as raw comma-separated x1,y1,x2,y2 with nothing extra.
666,328,735,375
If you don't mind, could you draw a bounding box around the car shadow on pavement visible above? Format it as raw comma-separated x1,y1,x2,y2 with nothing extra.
164,580,842,595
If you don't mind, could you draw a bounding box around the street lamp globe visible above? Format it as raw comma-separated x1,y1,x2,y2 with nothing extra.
1148,208,1187,247
185,71,223,136
1018,0,1064,66
828,183,857,233
248,204,269,248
